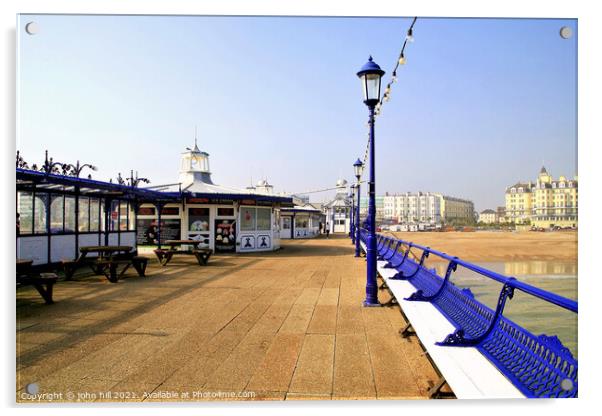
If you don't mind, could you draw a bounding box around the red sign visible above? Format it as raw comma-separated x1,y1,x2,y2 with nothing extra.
138,207,156,216
187,198,210,203
111,211,119,220
161,207,180,215
240,199,256,205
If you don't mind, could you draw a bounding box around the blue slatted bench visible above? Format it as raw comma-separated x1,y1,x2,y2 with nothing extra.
360,231,578,398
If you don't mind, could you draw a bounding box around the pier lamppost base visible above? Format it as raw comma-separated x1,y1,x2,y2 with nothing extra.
363,300,382,307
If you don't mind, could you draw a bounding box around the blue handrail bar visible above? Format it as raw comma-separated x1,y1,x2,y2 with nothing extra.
364,230,577,313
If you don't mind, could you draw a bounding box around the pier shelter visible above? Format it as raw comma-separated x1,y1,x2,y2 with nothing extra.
280,205,323,239
16,145,293,266
16,168,175,266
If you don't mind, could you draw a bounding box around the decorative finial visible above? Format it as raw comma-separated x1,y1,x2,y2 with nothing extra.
192,125,200,152
368,55,373,61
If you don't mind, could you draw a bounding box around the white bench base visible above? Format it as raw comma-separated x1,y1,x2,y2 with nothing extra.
377,260,524,399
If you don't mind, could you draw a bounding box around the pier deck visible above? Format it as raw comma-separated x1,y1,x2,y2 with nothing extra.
16,236,441,402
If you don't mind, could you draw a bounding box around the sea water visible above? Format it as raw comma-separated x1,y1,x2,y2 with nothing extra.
429,261,578,358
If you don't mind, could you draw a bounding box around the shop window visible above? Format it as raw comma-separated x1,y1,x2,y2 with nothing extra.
257,208,271,230
240,207,256,231
189,208,210,232
295,217,308,228
217,207,234,217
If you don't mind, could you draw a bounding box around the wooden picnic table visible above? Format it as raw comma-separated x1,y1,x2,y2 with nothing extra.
16,258,57,304
79,245,134,259
154,240,212,266
62,245,148,283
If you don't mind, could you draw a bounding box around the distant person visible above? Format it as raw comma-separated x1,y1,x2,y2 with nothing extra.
325,223,330,239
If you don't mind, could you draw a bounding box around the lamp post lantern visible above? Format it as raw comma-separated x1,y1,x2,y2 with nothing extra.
353,158,363,257
357,56,384,307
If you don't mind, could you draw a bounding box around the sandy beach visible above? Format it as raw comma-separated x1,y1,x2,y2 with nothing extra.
384,231,577,262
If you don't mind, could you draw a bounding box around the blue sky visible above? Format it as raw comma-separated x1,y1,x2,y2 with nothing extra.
17,15,577,210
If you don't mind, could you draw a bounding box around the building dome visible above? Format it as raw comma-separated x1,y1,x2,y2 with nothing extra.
336,179,347,187
257,179,269,187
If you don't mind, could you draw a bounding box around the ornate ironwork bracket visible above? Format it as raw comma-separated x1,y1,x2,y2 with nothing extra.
436,279,516,347
383,241,401,261
376,236,388,254
384,243,414,269
16,151,29,169
390,249,430,280
377,238,394,260
406,257,458,301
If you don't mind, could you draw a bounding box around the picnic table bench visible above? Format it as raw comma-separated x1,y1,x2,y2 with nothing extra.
154,240,212,266
62,246,148,283
16,259,58,304
358,231,578,398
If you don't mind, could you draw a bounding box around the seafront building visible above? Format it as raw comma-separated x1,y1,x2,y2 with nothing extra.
358,195,385,222
376,192,474,226
478,209,498,224
505,166,578,228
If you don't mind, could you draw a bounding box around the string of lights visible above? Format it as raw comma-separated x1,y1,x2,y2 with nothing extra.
286,180,368,197
359,17,418,178
284,18,418,200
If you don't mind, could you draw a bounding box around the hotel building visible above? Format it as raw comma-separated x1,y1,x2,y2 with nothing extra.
380,192,475,225
504,166,578,228
478,209,498,224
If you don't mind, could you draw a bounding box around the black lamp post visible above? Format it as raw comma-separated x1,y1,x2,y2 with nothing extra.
353,158,363,257
357,56,385,307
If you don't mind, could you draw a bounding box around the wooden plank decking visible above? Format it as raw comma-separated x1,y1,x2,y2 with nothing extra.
16,236,441,402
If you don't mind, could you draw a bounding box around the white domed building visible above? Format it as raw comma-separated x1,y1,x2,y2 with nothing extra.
322,179,352,234
137,140,293,253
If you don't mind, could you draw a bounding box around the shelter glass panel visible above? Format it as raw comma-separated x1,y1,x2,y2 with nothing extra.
17,191,33,235
119,201,129,231
90,198,100,232
110,200,119,231
78,196,90,232
34,193,48,234
128,203,135,230
50,194,64,234
64,195,76,232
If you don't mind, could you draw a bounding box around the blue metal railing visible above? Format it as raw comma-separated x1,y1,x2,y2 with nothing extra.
358,229,578,398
